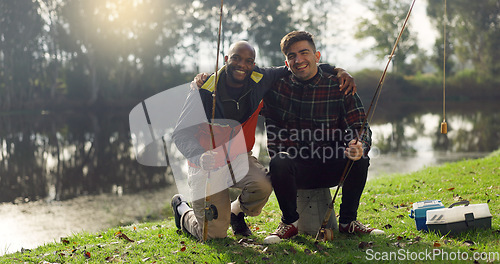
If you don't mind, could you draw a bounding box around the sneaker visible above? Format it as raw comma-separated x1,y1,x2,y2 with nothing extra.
230,212,252,237
263,222,298,244
339,220,385,235
171,194,188,229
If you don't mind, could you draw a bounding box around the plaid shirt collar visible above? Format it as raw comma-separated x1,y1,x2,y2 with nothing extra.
288,66,324,87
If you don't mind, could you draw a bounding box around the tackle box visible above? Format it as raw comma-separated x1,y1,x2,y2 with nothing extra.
409,200,445,231
426,201,492,235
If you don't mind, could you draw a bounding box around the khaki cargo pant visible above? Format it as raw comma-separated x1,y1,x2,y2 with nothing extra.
180,152,272,240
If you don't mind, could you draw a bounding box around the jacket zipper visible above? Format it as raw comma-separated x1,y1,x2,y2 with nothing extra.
221,87,252,111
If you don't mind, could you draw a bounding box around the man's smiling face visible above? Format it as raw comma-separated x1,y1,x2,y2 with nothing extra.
225,42,256,86
285,40,320,81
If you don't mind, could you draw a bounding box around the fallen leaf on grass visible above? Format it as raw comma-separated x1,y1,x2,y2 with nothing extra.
84,251,91,259
408,238,420,245
115,231,134,242
61,238,70,245
315,243,324,251
240,242,251,248
358,241,374,249
463,240,475,247
142,257,151,262
396,215,404,218
304,248,312,255
289,247,297,254
105,255,120,262
383,224,393,229
172,246,186,254
393,242,406,248
447,187,455,191
433,242,441,247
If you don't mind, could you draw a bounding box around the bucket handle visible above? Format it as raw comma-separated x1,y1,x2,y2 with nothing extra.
448,200,469,208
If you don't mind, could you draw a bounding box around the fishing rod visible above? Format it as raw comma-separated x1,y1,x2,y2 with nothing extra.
315,0,418,242
203,0,225,242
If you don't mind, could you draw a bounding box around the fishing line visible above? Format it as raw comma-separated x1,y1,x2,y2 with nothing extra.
441,0,448,134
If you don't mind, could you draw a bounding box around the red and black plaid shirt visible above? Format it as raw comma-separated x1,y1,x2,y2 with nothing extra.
262,68,371,160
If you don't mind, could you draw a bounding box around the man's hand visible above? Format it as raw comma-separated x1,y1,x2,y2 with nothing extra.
336,68,357,95
194,73,210,88
345,140,363,161
199,151,217,170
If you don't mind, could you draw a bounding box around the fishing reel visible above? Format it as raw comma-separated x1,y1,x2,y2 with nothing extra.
204,202,218,221
316,228,335,242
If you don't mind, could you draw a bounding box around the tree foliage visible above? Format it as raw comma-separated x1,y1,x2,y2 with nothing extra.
0,0,341,110
354,0,419,74
427,0,500,78
0,0,44,109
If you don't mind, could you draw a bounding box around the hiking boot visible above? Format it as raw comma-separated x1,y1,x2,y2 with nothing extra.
263,222,298,244
339,220,385,235
171,194,189,229
230,212,252,237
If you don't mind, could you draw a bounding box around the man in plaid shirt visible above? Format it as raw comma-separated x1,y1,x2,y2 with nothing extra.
262,31,384,244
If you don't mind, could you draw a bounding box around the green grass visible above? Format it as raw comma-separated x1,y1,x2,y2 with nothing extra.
2,151,499,263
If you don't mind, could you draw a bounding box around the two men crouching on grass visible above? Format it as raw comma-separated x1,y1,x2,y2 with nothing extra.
171,31,383,244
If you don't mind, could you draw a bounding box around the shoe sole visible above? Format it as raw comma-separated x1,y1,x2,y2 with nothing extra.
171,195,184,229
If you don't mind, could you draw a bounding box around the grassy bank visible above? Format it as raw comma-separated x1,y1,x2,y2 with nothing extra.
2,151,499,263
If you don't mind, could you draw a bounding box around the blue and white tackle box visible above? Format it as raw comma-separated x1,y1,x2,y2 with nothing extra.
426,201,492,235
409,200,445,231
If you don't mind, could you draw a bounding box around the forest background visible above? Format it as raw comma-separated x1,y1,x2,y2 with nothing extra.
1,0,499,112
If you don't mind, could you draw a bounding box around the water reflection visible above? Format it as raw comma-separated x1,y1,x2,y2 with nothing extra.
0,111,173,204
1,103,498,204
0,102,498,255
251,102,499,177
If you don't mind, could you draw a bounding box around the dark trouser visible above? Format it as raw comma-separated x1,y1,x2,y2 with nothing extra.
269,152,369,225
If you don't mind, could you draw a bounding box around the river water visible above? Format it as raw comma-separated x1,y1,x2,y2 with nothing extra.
0,100,498,255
